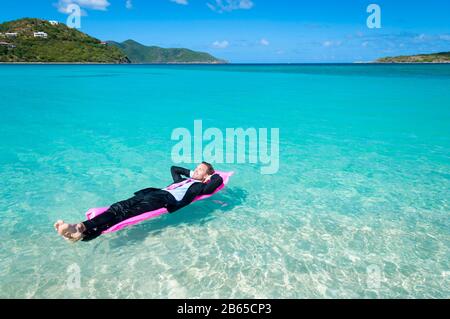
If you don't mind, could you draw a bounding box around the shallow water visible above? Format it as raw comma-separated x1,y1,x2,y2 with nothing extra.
0,64,449,298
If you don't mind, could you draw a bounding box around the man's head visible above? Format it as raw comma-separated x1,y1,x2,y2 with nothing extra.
191,162,215,181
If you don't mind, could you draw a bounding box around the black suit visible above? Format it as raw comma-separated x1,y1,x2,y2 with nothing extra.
134,166,223,213
81,166,223,241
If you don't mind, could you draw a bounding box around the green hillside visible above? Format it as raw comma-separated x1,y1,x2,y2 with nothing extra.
108,39,226,64
377,51,450,63
0,18,129,63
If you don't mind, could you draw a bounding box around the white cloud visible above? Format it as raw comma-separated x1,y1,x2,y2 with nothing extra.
126,0,133,9
439,34,450,41
260,38,269,46
212,40,229,48
171,0,188,5
56,0,110,13
415,33,427,41
322,40,342,47
362,41,369,47
207,0,254,13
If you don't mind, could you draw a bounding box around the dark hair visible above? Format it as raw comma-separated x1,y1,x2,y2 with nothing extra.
201,161,215,175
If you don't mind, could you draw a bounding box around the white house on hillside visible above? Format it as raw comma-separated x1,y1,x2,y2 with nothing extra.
49,20,59,26
0,41,16,48
5,32,18,37
34,32,48,38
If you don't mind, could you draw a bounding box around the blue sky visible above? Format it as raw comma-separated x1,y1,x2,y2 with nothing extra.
1,0,450,62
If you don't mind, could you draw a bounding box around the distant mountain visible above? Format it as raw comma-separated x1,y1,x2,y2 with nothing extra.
0,18,129,63
108,39,227,64
377,51,450,63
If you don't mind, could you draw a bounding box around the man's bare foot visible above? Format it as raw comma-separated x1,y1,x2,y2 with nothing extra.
55,221,86,243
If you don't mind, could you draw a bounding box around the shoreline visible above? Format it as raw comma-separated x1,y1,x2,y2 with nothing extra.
0,61,228,65
0,62,450,66
374,61,450,64
1,62,450,65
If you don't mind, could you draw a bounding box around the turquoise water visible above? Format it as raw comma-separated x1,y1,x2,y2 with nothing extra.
0,64,449,298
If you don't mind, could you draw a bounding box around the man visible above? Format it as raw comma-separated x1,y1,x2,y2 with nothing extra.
54,162,223,242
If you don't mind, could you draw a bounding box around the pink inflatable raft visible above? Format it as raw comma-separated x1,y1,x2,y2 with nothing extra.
85,171,234,234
